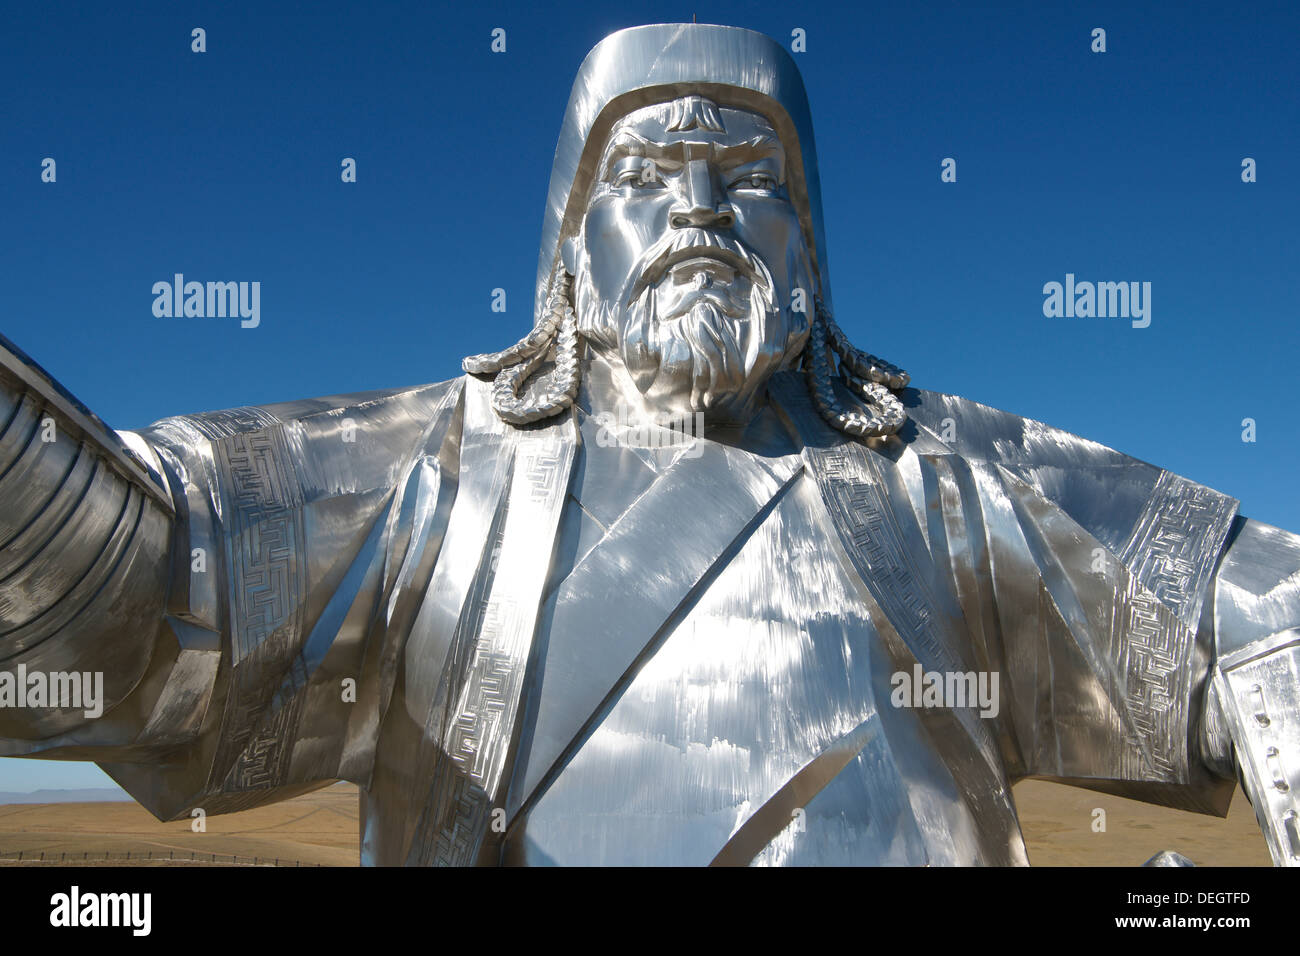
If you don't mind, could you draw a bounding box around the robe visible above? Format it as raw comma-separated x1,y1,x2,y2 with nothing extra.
0,369,1258,865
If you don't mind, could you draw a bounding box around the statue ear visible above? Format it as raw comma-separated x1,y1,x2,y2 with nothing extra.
560,236,578,275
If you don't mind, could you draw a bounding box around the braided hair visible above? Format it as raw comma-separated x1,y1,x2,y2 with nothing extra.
463,270,908,438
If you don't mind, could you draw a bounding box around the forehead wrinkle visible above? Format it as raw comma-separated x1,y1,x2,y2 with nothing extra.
600,119,786,179
599,130,648,170
601,135,690,173
711,136,785,166
603,138,785,176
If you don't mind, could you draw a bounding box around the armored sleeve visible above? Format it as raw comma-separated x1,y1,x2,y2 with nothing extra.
901,388,1241,815
1205,516,1300,865
0,332,465,820
0,335,174,752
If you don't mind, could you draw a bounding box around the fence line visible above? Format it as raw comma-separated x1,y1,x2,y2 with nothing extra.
0,849,324,866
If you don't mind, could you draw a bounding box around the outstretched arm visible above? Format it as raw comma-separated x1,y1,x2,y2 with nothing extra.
0,333,184,753
1206,515,1300,866
0,332,467,823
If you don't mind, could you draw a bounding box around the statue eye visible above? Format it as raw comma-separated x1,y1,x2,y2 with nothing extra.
613,160,662,188
730,173,778,192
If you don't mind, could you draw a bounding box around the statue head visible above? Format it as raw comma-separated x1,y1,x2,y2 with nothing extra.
464,24,909,437
570,94,815,425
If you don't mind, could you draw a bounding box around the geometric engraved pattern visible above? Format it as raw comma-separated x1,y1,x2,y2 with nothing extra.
992,462,1208,783
190,408,309,792
224,696,304,792
1109,471,1238,779
813,444,961,677
413,436,575,867
1120,471,1238,634
219,428,306,663
780,369,1239,793
804,440,1000,767
1111,579,1178,778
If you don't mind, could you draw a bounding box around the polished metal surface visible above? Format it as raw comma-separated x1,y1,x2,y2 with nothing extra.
1144,850,1196,867
465,24,908,437
1,22,1297,866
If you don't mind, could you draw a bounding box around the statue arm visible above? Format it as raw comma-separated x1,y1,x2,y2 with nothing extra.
0,333,466,821
1204,515,1300,866
0,334,179,753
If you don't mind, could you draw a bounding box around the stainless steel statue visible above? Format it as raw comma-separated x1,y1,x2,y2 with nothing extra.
2,23,1298,866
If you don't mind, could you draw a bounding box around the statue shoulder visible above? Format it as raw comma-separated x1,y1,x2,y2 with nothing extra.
902,386,1238,561
144,376,464,439
904,386,1147,472
134,375,466,507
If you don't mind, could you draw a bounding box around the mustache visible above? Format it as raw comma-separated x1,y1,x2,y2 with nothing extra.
625,227,768,304
620,290,806,421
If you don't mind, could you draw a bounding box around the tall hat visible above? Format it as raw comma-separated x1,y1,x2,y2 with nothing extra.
532,23,832,328
465,23,909,437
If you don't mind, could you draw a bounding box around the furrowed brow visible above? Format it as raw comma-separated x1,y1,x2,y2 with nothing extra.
713,136,785,172
600,132,784,176
601,134,687,174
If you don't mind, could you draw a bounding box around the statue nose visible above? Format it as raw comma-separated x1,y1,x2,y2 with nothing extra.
670,159,734,229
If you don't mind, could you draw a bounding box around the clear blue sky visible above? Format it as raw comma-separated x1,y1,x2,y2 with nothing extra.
1,0,1296,791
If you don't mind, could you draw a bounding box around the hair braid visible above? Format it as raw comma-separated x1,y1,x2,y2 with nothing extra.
804,297,908,438
463,270,582,425
464,273,910,438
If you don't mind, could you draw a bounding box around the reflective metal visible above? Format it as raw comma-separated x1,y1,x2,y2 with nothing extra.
1143,851,1195,867
1,23,1298,866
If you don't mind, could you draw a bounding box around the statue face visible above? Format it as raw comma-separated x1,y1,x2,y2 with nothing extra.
573,97,814,426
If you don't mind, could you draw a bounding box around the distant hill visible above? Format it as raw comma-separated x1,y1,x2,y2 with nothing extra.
0,787,129,805
0,784,360,867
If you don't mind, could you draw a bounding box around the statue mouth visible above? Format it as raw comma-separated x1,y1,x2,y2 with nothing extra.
663,255,745,298
666,253,739,286
630,235,765,302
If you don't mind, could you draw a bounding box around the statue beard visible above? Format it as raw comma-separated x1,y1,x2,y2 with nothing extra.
576,228,812,426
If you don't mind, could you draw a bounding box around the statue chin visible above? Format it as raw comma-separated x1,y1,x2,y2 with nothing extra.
583,278,803,431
